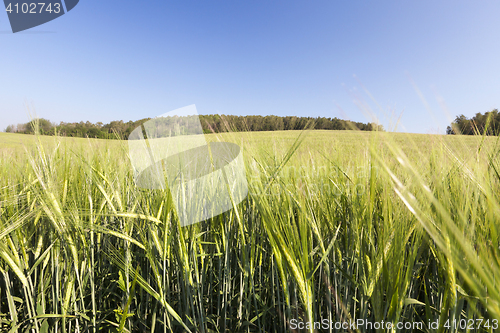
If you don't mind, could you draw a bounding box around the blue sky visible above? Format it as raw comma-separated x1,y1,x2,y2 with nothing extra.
1,0,500,134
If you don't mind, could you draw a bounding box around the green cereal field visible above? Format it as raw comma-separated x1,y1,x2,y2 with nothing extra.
1,130,500,332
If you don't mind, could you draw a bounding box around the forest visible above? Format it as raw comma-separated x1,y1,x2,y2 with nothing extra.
4,114,383,138
447,109,500,135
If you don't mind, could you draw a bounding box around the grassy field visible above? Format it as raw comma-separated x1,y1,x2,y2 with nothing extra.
1,129,500,332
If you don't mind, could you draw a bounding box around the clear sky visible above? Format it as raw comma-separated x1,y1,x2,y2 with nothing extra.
1,0,500,134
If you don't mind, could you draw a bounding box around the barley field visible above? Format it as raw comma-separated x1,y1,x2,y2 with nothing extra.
1,129,499,332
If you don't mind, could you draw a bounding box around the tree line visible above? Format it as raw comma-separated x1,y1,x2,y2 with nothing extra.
447,109,500,135
4,115,383,139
